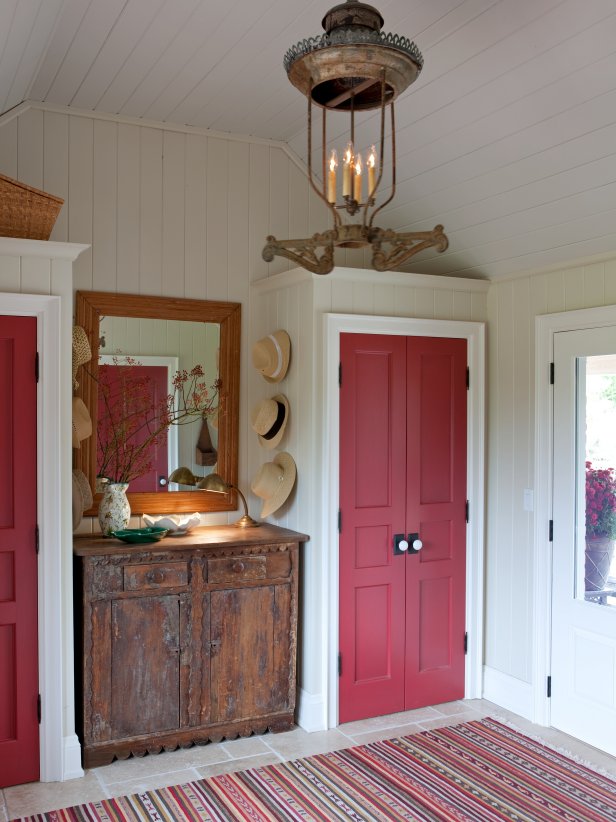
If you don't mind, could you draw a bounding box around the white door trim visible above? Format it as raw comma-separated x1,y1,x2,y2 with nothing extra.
322,313,486,728
534,303,616,726
0,293,70,782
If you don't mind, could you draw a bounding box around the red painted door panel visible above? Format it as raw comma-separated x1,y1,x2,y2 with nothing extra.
405,337,467,708
0,316,39,787
339,333,467,723
97,364,168,492
338,335,407,723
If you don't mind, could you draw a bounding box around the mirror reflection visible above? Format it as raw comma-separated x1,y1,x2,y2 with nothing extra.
98,316,220,493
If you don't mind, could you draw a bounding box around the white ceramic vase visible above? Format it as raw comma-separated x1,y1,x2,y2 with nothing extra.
98,482,130,536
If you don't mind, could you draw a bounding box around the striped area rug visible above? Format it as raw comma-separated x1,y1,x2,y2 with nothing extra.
17,718,616,821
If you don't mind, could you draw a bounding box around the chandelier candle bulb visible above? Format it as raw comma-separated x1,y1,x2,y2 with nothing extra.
342,142,353,197
353,154,363,202
367,146,377,197
328,150,338,203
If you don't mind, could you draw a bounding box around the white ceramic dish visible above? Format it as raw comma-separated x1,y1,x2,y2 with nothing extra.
142,512,201,535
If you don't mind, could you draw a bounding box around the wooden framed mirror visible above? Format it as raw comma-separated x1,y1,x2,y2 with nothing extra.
74,291,241,516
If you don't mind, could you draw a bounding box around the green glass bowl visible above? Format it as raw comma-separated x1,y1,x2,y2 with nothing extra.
111,527,169,543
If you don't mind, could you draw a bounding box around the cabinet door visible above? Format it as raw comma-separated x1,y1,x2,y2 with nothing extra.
210,584,292,723
109,594,183,737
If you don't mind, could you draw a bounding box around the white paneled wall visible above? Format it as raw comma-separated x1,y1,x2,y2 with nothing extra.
485,255,616,686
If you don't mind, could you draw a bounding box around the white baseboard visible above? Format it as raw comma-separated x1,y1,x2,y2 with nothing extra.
296,688,327,732
62,734,84,781
482,665,534,720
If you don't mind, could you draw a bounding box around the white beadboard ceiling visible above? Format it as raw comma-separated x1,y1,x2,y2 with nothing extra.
2,0,616,279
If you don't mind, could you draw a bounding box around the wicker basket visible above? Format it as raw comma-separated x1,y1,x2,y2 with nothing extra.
0,173,64,240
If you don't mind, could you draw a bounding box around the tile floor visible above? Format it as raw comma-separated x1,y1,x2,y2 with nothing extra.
2,699,616,820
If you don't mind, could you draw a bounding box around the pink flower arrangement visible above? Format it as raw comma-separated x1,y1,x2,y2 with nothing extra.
585,461,616,539
97,357,220,484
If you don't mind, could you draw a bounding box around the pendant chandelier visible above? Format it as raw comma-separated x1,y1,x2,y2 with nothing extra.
262,0,449,275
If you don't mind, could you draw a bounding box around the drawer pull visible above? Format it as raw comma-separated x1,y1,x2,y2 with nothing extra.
232,561,245,574
146,570,164,584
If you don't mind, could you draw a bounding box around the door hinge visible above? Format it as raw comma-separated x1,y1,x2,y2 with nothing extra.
549,520,553,542
547,676,552,698
466,367,470,389
338,652,342,677
338,362,342,387
465,500,470,523
35,524,39,555
37,694,41,723
338,509,342,533
549,362,554,385
35,351,39,383
464,632,468,655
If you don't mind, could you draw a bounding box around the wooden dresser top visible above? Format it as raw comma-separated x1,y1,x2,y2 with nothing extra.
74,523,309,557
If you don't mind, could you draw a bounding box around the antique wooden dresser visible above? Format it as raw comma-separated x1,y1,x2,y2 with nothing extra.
74,524,308,767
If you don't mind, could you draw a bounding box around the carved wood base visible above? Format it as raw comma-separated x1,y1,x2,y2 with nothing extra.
83,713,296,768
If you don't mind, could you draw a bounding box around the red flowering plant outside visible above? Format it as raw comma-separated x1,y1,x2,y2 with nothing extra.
585,461,616,540
97,356,220,484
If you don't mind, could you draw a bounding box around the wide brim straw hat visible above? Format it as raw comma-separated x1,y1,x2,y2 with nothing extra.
250,394,289,449
72,396,92,448
250,451,296,518
251,330,291,383
72,325,92,390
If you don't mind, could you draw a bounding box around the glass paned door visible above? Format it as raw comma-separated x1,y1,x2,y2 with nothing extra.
551,327,616,756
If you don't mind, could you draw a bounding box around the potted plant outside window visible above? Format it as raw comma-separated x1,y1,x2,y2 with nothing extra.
585,461,616,592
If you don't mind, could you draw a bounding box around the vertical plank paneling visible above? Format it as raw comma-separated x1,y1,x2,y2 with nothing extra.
352,282,373,314
162,131,186,297
0,116,17,177
117,124,140,294
16,108,43,188
434,289,454,320
248,143,269,282
92,119,118,291
452,290,472,321
546,270,565,313
68,116,94,290
470,292,487,321
269,147,290,274
415,288,435,318
373,284,395,317
184,134,207,300
511,278,531,681
393,285,416,316
139,128,163,295
205,138,229,301
583,262,605,307
227,141,250,306
563,266,584,311
0,255,20,291
288,162,309,242
43,112,69,242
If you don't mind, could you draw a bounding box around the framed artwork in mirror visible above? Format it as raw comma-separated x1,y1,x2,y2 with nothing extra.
74,291,241,516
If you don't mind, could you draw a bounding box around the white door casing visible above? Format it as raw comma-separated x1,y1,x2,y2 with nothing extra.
322,313,485,729
534,304,616,732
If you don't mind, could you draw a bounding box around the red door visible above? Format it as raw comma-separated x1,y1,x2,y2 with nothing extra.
0,316,39,787
97,364,169,492
339,334,467,723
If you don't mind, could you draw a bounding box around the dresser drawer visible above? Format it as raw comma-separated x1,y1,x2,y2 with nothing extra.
208,556,267,583
207,550,292,584
123,561,189,591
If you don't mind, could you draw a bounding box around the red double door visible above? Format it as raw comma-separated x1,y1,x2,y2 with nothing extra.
0,316,39,786
339,333,467,723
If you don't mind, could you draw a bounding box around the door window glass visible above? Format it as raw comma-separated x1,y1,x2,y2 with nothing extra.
578,354,616,606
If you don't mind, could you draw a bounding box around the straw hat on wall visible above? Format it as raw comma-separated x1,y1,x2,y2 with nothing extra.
250,394,289,449
250,452,296,518
251,330,290,383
